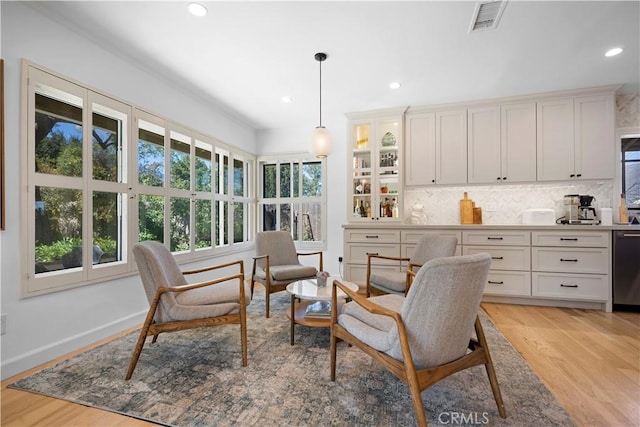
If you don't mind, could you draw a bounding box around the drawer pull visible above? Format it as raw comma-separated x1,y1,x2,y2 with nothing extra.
488,280,504,285
560,238,578,241
560,284,578,288
366,252,379,256
491,256,504,260
365,235,379,239
560,258,578,262
487,237,504,240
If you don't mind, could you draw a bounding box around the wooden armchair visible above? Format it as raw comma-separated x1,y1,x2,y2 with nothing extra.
366,233,457,296
331,253,506,427
127,241,249,380
251,231,323,318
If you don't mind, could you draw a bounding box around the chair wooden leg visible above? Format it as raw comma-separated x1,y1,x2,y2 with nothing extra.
240,303,248,367
265,287,271,318
151,334,159,343
405,366,428,427
476,317,507,418
125,324,151,380
330,328,338,381
250,279,255,300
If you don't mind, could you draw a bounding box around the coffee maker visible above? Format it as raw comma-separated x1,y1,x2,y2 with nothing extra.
561,194,599,224
578,195,598,223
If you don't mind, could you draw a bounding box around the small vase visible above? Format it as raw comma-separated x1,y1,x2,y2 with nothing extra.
317,277,327,287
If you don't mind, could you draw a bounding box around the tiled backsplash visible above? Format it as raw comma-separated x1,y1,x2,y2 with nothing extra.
404,181,614,225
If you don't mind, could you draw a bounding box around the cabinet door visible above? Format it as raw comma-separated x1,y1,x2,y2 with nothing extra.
376,117,402,221
468,106,501,184
436,109,467,184
537,98,574,181
502,102,537,182
405,112,436,185
574,95,615,180
350,120,373,220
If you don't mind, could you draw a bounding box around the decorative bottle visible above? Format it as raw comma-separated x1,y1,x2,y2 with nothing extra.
619,194,629,224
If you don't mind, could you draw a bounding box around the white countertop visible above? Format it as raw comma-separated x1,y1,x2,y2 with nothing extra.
342,223,640,231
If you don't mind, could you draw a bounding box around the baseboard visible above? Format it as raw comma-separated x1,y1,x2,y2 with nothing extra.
482,295,607,311
1,311,146,380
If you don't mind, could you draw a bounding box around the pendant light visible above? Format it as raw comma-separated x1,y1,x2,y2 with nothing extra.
309,52,333,158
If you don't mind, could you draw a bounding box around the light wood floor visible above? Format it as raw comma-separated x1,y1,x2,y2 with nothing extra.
2,303,639,426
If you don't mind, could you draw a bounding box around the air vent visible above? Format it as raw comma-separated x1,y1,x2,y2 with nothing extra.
469,1,507,32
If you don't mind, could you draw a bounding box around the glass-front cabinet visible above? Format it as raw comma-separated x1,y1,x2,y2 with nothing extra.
347,108,406,222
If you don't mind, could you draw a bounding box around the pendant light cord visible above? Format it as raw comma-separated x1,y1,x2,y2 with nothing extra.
318,57,322,127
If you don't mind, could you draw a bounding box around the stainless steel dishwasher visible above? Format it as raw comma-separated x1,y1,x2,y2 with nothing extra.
613,230,640,310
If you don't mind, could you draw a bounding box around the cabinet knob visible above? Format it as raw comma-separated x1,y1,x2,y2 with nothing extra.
496,177,501,181
431,179,435,183
502,177,507,180
576,173,582,178
569,174,575,178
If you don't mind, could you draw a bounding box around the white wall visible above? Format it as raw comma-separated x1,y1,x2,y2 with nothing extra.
0,2,257,379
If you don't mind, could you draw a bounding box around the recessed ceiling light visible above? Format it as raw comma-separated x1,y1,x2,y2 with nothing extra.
281,96,293,103
389,82,401,89
188,3,207,17
605,47,623,57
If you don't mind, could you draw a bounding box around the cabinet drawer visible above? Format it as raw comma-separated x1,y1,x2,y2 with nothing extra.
344,264,398,289
347,243,401,264
401,230,461,244
532,272,609,301
463,230,531,246
345,230,400,243
531,231,609,248
532,247,609,274
463,246,531,270
402,244,461,259
483,271,531,297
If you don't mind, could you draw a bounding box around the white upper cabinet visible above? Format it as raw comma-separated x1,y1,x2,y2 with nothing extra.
467,102,536,184
436,109,468,184
574,95,615,180
467,105,501,183
405,109,467,185
501,102,537,182
404,112,436,185
537,94,614,181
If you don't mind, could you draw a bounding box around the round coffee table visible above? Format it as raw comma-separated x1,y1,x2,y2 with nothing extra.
286,278,359,345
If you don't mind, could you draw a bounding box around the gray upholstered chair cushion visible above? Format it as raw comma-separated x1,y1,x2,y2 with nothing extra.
343,253,491,370
338,294,403,352
368,271,407,293
254,264,317,281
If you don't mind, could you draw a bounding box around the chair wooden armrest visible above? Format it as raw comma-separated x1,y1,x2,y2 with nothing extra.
182,259,244,276
404,265,422,294
367,254,410,263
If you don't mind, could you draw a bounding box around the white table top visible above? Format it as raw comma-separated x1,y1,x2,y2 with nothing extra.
286,278,359,301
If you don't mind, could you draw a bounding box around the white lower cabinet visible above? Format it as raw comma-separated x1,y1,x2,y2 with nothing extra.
532,272,609,301
343,226,612,311
484,271,532,297
531,231,610,305
462,231,531,297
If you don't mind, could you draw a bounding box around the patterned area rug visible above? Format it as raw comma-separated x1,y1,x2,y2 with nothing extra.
10,289,574,426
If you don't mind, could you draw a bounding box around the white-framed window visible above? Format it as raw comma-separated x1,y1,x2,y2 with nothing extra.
257,153,326,249
21,61,255,296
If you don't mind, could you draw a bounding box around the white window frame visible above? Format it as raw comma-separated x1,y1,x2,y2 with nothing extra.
257,152,327,250
20,61,256,297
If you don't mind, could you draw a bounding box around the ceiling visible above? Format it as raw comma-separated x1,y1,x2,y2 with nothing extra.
31,1,640,131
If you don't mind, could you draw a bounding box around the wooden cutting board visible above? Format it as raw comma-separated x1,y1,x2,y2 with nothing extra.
460,192,474,224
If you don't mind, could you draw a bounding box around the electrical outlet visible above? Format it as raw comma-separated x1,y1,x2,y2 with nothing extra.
1,314,6,335
338,256,343,263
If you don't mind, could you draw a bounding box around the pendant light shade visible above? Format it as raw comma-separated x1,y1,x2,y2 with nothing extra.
309,52,333,158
